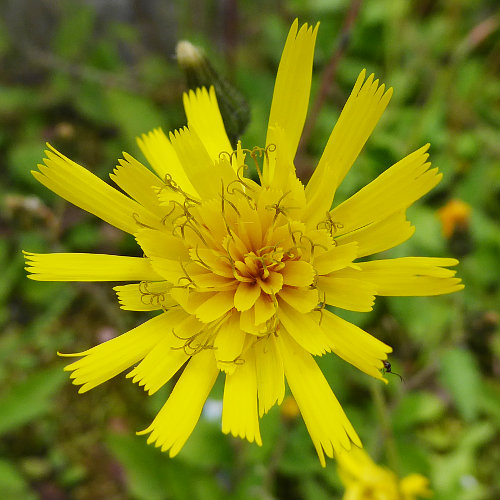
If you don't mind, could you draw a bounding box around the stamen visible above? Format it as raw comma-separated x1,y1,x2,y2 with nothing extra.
218,151,233,162
163,173,200,206
172,324,218,356
132,212,156,229
177,260,196,288
299,234,329,259
314,292,327,326
173,211,208,245
138,280,167,307
265,191,299,224
317,212,344,237
220,183,235,239
220,181,241,216
287,228,306,258
262,293,280,337
217,356,246,366
172,327,200,342
191,246,213,270
226,165,257,209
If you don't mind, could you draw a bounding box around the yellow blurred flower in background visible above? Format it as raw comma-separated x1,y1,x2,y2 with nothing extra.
437,199,471,238
337,447,432,500
24,20,462,465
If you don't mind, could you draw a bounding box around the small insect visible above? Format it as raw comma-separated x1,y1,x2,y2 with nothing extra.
382,360,404,382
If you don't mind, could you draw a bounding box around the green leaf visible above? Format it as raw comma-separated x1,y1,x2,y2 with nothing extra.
0,86,37,115
107,432,227,500
439,348,481,421
479,380,500,422
431,422,494,498
105,89,166,147
0,460,36,500
279,424,322,475
299,476,336,500
392,391,445,431
106,432,180,500
52,4,95,60
0,365,67,435
7,141,46,186
386,295,454,345
405,205,447,256
177,418,233,468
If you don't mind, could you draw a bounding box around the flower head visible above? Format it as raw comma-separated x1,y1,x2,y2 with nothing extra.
336,447,433,500
24,20,463,466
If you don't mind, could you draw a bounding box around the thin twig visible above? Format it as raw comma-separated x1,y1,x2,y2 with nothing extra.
299,0,364,153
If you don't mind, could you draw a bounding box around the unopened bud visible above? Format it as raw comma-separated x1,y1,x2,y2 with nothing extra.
280,396,300,421
437,199,471,238
437,199,473,257
176,40,250,146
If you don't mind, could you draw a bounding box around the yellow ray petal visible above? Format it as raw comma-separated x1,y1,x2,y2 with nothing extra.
304,71,393,225
234,282,261,311
189,247,234,278
400,474,433,498
126,309,192,394
60,311,181,393
148,257,187,284
137,127,197,196
335,211,414,258
339,257,464,296
173,313,206,341
135,228,189,260
214,314,247,374
281,260,315,287
24,252,162,282
253,294,276,326
267,126,294,190
276,333,361,467
169,126,236,200
278,300,332,356
183,86,233,164
328,144,440,235
257,271,283,295
264,20,319,184
279,286,319,313
128,336,190,395
172,289,216,315
138,349,218,457
33,145,160,234
317,276,377,312
255,334,285,417
113,281,175,311
191,271,236,291
110,153,165,216
313,242,358,275
222,348,262,446
195,290,235,322
320,310,392,381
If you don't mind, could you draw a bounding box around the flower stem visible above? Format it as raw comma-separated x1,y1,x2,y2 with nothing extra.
370,380,400,476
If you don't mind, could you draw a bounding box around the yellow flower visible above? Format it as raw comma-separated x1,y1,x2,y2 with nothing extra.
24,20,463,465
437,198,471,238
336,447,432,500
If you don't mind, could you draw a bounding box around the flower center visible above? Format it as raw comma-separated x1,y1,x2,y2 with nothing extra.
150,146,336,349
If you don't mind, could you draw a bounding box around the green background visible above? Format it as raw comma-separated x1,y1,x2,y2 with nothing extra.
1,0,499,498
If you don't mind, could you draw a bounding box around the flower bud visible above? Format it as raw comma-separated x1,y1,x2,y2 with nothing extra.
176,40,250,146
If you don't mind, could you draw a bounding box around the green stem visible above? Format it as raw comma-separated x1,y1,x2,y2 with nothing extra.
370,380,400,475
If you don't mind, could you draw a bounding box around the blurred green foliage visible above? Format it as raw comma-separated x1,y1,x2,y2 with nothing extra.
1,0,499,499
